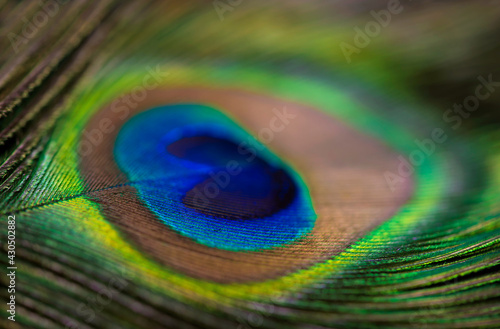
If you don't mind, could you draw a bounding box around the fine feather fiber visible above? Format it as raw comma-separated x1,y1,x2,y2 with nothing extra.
1,0,500,328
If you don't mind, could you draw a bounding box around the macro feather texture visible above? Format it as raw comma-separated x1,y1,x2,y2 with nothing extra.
1,1,500,328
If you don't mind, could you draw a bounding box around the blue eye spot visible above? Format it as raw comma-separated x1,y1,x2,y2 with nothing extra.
114,104,316,251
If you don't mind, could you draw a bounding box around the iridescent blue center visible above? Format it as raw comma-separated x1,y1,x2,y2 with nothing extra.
114,104,316,251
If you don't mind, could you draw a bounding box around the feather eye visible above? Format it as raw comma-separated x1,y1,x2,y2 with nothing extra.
2,1,500,329
76,81,414,284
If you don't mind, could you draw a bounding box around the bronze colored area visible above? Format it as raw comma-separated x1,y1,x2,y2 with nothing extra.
79,87,413,283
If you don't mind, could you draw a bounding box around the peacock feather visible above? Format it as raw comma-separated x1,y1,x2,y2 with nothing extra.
1,1,500,328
